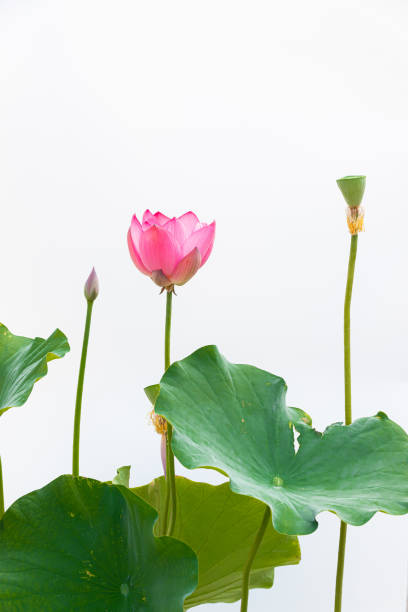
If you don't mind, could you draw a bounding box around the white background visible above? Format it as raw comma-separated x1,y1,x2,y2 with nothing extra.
1,1,408,610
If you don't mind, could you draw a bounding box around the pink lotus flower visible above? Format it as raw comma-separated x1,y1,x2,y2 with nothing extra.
127,210,216,290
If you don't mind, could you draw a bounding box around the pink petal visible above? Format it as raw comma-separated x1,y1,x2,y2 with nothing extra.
142,209,154,227
162,217,183,244
177,212,200,237
130,215,142,249
139,224,179,277
142,209,170,228
84,267,99,302
153,212,171,226
182,221,216,266
151,270,172,288
170,247,202,285
127,229,151,275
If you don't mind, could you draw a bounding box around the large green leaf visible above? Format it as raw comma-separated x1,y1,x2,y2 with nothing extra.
112,465,131,487
0,323,70,416
144,383,312,431
133,476,300,608
155,345,408,535
0,475,198,611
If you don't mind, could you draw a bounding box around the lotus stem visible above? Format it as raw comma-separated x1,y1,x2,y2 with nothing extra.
343,234,358,426
72,299,94,477
240,504,271,611
335,521,348,611
162,291,177,536
334,233,358,611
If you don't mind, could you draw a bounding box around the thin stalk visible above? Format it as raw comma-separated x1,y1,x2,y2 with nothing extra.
335,522,348,611
240,505,271,612
343,234,358,426
161,291,177,536
72,300,94,477
166,422,177,535
334,233,358,612
165,291,172,371
0,456,4,519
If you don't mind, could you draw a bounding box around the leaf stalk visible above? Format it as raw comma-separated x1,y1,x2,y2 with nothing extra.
240,504,271,611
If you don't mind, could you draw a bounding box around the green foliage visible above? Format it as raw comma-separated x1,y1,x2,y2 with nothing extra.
144,383,160,406
0,324,69,416
144,383,312,430
0,475,198,611
112,465,131,487
134,476,300,608
155,345,408,535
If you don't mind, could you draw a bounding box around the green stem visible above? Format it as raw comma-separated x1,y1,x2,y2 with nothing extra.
334,233,358,612
240,505,271,612
72,299,94,478
161,435,171,536
166,422,177,535
343,234,358,426
162,291,177,537
335,522,348,611
0,456,4,519
165,291,172,371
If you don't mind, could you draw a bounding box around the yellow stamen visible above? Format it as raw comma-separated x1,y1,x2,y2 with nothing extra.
150,410,167,435
346,206,365,235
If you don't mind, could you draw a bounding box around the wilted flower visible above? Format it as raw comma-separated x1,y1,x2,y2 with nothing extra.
336,175,366,208
337,175,366,234
127,210,215,290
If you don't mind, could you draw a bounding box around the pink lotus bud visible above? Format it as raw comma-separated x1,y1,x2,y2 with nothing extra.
127,211,215,290
84,267,99,302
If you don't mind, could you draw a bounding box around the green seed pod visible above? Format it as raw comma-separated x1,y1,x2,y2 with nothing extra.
336,175,366,208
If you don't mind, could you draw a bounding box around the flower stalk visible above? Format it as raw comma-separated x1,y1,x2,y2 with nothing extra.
162,290,177,536
343,233,358,426
72,269,98,478
334,175,365,612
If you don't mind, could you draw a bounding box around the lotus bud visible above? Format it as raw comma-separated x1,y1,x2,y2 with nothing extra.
84,267,99,302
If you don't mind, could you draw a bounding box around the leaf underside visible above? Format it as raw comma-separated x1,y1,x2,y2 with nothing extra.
0,323,70,416
134,476,300,608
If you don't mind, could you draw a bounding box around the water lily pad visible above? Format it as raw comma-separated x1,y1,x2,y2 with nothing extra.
155,345,408,535
134,476,300,608
0,323,69,416
0,475,198,611
144,383,312,430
